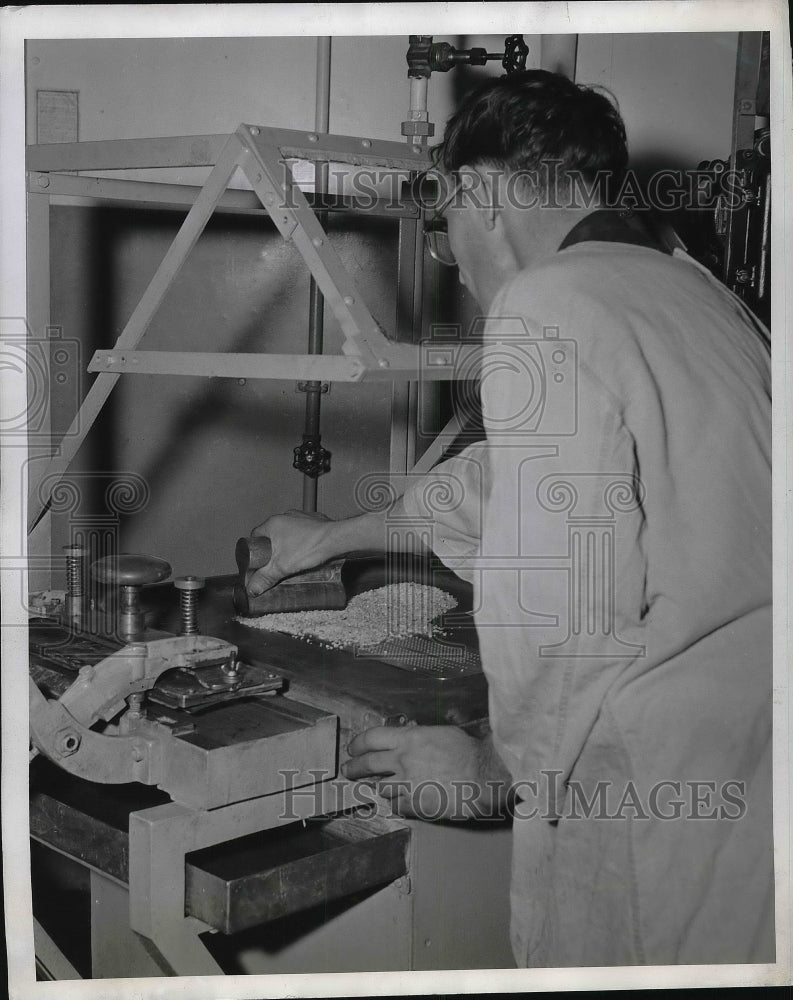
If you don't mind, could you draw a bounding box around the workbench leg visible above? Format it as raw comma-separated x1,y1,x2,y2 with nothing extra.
409,819,515,969
33,917,82,980
89,871,169,978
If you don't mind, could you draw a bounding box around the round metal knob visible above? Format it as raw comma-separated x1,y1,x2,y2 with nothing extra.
91,554,172,641
91,554,172,587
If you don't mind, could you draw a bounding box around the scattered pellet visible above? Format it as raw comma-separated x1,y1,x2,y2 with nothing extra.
237,583,457,650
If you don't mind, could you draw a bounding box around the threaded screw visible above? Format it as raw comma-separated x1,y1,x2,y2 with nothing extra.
174,575,205,635
64,544,88,623
63,544,87,598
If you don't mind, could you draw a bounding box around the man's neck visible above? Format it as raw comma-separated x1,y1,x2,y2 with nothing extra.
507,203,608,271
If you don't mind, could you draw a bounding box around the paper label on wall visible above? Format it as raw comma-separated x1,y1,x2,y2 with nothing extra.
36,90,78,143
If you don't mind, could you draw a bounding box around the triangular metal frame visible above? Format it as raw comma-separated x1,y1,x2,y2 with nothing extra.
28,124,477,531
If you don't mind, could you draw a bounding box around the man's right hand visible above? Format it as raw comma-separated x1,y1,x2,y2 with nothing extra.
246,498,419,597
248,510,334,596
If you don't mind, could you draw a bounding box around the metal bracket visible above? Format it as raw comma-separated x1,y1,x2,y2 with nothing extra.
296,380,330,394
28,635,238,785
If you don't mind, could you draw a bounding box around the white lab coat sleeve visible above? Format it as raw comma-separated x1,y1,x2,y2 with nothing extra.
400,443,489,585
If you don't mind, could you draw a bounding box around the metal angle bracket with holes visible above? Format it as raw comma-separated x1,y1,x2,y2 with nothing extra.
26,124,481,532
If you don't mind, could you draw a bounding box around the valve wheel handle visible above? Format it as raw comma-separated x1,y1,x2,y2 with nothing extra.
503,35,529,75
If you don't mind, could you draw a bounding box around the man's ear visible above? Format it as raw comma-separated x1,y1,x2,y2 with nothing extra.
459,163,499,231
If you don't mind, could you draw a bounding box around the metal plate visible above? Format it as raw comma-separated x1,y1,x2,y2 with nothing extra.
363,634,482,679
148,660,283,710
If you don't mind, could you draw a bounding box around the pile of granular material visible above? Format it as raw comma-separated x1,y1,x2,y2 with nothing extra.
237,582,457,650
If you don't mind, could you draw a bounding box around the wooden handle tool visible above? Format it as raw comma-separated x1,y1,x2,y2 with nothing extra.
233,535,347,616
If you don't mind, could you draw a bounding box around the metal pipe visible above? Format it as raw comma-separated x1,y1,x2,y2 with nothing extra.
410,77,429,117
408,73,428,463
540,35,578,80
403,69,434,145
303,36,332,512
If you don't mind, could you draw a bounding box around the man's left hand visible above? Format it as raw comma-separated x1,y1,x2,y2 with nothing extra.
342,725,508,820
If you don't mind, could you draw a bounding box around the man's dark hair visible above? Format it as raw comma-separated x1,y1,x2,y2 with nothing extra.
434,69,628,186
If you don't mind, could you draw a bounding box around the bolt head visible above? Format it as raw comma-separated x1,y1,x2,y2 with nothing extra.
174,575,205,590
361,138,372,148
343,295,355,306
56,730,81,756
250,126,260,136
307,133,319,142
37,174,50,188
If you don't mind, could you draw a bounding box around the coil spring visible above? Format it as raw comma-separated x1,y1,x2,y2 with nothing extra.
66,553,83,598
180,589,198,635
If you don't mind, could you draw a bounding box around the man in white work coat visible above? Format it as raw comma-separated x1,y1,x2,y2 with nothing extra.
250,70,773,967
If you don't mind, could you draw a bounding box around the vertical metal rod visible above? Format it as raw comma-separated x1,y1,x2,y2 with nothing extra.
408,206,426,470
724,32,763,285
540,35,579,79
26,189,53,585
408,77,430,146
302,37,332,512
403,66,429,469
